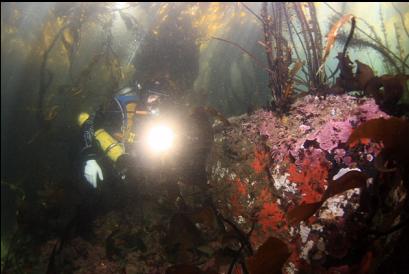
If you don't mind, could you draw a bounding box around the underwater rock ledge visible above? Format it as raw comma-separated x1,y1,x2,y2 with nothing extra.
208,94,395,273
25,94,407,274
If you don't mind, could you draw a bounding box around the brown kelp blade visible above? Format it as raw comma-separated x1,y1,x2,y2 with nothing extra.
287,170,367,225
247,237,291,274
355,60,375,90
365,75,409,112
319,14,354,72
347,117,409,154
287,202,323,226
324,170,368,200
284,61,304,98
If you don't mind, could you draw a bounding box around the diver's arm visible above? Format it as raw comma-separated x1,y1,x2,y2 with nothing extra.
78,105,112,159
78,110,105,187
80,112,98,160
78,103,128,185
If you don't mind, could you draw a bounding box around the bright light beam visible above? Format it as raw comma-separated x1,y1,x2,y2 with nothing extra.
115,2,128,10
146,124,174,153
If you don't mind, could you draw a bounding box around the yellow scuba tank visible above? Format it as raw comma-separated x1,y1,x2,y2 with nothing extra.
77,112,125,162
94,129,125,162
77,101,149,163
77,112,90,127
124,103,137,143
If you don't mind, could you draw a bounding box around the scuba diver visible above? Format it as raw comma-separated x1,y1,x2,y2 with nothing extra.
75,79,215,240
77,81,168,188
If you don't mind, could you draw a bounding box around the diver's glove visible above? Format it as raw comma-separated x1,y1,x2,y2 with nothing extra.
84,159,104,188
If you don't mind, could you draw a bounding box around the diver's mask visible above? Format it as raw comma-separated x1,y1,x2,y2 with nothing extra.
146,94,161,116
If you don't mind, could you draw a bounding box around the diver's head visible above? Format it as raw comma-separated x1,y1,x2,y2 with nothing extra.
114,80,169,110
113,85,141,114
115,86,137,97
114,80,146,102
142,80,169,108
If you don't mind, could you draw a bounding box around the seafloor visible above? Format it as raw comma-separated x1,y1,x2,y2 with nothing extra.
14,94,409,274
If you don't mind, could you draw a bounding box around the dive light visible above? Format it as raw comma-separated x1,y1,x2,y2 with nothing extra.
145,124,175,153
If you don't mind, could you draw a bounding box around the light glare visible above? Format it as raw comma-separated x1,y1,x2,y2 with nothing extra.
115,2,128,9
147,125,174,153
